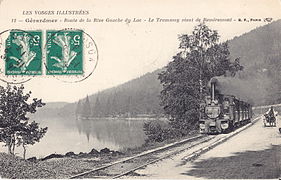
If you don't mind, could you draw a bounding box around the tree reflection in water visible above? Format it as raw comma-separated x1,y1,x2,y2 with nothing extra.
75,117,148,150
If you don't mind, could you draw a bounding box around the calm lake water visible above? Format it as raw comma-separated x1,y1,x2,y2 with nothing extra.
1,116,154,158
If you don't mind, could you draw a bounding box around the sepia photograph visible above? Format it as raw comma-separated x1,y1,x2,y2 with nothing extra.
0,0,280,179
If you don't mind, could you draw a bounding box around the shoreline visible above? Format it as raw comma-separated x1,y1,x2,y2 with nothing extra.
0,131,198,179
77,116,168,121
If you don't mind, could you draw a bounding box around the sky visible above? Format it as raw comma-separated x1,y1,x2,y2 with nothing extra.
0,0,280,102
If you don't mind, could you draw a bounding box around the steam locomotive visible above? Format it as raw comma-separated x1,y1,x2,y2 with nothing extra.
199,77,252,134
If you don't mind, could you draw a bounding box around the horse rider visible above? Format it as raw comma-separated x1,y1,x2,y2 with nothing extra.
265,106,277,117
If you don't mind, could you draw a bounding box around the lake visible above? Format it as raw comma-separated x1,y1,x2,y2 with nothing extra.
1,116,155,158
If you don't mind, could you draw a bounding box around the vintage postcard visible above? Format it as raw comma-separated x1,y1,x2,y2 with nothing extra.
0,0,280,179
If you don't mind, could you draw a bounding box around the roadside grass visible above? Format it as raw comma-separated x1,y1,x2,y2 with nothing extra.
123,129,199,156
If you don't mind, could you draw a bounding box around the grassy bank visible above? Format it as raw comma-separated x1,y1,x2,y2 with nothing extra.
0,152,122,178
0,131,199,178
124,130,199,155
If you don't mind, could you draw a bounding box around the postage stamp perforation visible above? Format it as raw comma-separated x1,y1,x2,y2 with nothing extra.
45,29,84,76
0,29,43,84
0,28,98,84
43,28,98,83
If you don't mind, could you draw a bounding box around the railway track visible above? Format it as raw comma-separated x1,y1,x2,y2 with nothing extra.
69,134,209,179
69,116,261,179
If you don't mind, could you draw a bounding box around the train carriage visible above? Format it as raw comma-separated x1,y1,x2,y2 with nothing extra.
199,77,252,134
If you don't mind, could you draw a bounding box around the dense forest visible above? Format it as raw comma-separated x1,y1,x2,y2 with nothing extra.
228,20,281,105
59,20,281,118
75,70,163,118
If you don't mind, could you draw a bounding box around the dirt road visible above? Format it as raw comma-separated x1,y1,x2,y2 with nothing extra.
130,116,281,179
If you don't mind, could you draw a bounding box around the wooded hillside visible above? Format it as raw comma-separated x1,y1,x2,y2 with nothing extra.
58,20,281,118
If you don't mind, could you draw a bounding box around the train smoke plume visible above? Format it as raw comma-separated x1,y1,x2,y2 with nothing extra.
209,75,271,105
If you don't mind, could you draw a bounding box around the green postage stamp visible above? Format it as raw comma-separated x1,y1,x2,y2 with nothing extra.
5,30,42,75
46,30,83,75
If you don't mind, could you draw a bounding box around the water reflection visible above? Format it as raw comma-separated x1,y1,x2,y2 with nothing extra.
75,117,148,149
20,116,149,158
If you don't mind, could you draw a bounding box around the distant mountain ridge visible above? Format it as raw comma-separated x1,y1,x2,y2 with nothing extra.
30,102,68,119
44,102,68,109
44,20,281,118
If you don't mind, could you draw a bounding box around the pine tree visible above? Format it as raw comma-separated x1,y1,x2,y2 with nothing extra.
76,99,82,117
82,95,91,118
105,97,112,117
111,92,117,116
93,95,101,117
